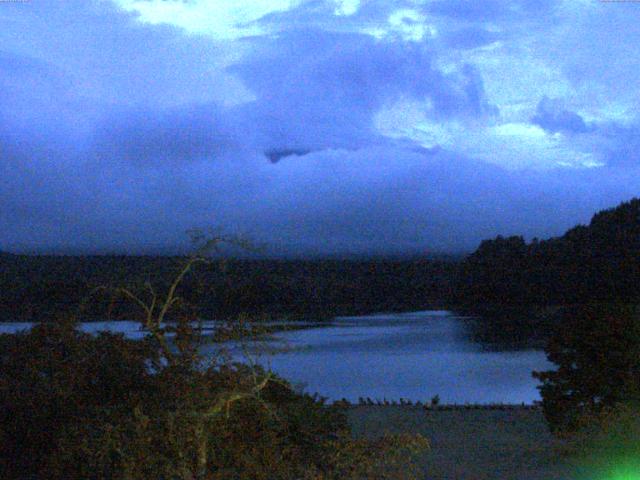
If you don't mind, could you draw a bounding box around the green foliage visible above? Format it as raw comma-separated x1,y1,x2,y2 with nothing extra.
0,245,430,479
0,321,157,478
0,319,429,479
533,304,640,434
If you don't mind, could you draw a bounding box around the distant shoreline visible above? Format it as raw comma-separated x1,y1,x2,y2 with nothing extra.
335,401,541,410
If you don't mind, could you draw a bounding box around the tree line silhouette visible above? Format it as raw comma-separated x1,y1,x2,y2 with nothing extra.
0,255,457,322
452,198,640,438
454,198,640,308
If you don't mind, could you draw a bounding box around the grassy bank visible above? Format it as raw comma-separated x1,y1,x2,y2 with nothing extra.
347,406,576,479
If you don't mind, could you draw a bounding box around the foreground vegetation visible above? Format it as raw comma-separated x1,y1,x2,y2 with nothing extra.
0,244,429,479
0,321,430,479
534,303,640,433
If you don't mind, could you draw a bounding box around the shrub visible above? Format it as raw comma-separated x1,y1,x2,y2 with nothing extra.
0,241,429,479
0,320,156,478
0,320,429,479
533,303,640,433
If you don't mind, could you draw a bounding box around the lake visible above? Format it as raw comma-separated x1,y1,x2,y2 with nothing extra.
0,311,551,404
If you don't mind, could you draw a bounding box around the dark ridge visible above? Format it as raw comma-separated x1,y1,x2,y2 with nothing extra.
264,148,312,163
0,255,458,322
453,197,640,309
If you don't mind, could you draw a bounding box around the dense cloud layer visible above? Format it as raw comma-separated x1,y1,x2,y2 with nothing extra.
1,0,639,255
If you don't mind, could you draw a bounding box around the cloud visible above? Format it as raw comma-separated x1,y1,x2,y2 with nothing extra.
590,123,640,168
91,104,240,167
114,0,304,40
230,28,496,157
532,97,589,134
443,27,501,50
424,0,559,22
0,0,640,255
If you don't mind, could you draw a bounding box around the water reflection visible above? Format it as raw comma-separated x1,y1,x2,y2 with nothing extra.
233,311,551,404
0,311,551,404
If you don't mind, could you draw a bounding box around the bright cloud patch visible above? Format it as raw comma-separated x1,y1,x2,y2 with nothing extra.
494,123,547,138
335,0,361,16
115,0,302,39
387,9,436,41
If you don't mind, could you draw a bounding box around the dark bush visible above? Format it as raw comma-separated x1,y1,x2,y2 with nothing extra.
0,320,428,479
0,320,156,478
0,242,429,479
533,303,640,433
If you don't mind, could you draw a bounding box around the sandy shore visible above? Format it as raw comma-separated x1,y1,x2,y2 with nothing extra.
347,406,578,479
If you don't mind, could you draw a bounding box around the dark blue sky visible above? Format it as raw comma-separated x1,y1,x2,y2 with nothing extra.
1,0,640,255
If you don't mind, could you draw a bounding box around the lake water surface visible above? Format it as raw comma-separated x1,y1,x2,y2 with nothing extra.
0,311,551,404
211,310,551,404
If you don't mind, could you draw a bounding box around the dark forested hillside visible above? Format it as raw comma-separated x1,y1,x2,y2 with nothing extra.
0,255,458,322
454,198,640,309
5,198,639,324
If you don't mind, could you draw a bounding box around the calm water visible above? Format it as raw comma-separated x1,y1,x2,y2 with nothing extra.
0,311,551,404
208,310,551,404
